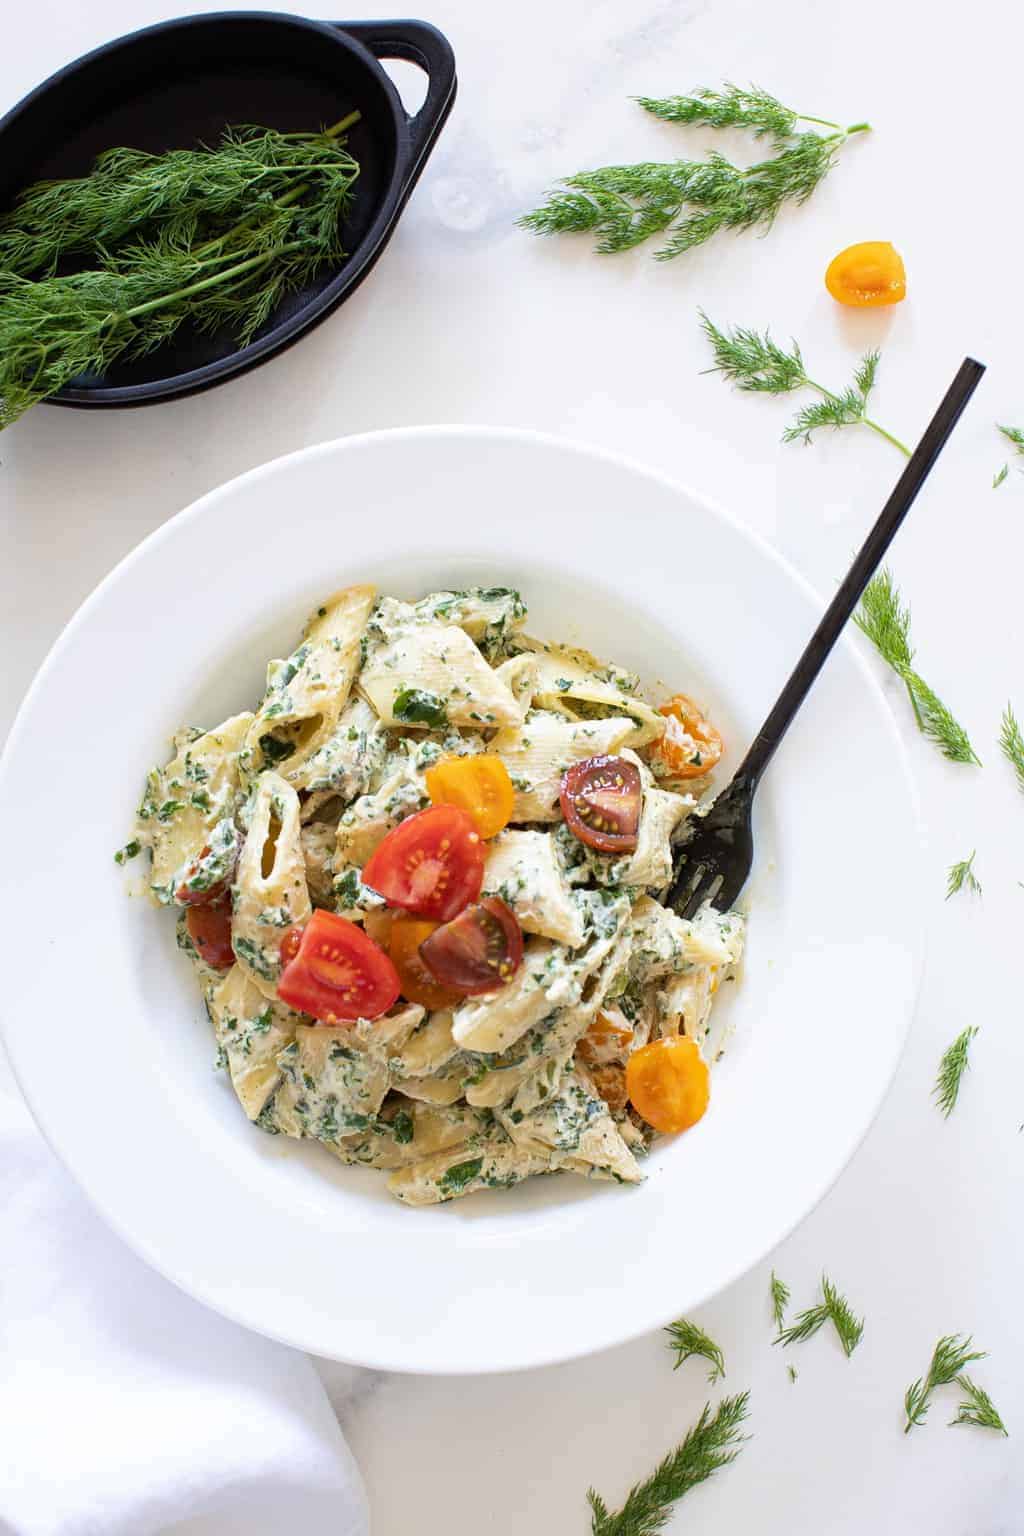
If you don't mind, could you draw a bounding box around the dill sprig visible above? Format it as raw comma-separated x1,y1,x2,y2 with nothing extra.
587,1393,750,1536
769,1271,790,1331
904,1334,987,1432
946,852,981,900
775,1274,863,1357
519,84,869,261
1000,704,1024,792
993,464,1009,489
665,1318,725,1382
787,1364,798,1384
854,570,981,765
700,314,909,455
933,1026,978,1117
950,1376,1009,1435
0,114,360,427
998,424,1024,454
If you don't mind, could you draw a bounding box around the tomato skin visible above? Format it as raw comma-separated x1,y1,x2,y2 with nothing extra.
186,899,234,970
280,925,304,965
560,755,642,853
419,897,523,995
625,1036,710,1134
425,754,515,839
361,805,485,922
277,909,400,1023
388,916,463,1010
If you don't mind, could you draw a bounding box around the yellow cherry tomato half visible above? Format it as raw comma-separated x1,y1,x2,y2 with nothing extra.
825,241,906,308
388,914,463,1011
425,754,515,839
651,694,723,780
625,1036,710,1134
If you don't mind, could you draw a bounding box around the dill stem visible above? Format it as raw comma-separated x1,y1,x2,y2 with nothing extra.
862,416,911,457
904,676,925,729
121,240,306,321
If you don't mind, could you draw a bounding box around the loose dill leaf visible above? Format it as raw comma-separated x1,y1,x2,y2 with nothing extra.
520,83,868,261
950,1375,1009,1435
787,1364,798,1384
998,423,1024,455
904,1334,987,1432
946,852,981,900
993,463,1009,489
775,1274,863,1357
933,1026,978,1117
701,317,908,454
587,1393,750,1536
0,115,360,427
770,1270,790,1331
1000,703,1024,793
666,1318,726,1382
855,571,981,765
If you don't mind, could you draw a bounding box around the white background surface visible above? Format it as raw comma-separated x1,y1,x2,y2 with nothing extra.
2,1,1021,1531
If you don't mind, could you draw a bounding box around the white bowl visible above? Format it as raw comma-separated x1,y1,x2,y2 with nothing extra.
0,427,923,1374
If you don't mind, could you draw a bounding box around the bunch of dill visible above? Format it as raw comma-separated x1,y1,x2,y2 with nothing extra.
0,114,361,427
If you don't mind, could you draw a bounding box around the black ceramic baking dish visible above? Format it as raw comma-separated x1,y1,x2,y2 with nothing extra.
0,11,456,408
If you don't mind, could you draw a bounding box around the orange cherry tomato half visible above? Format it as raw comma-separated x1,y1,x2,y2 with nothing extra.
576,1011,635,1066
651,694,723,779
625,1035,710,1134
388,915,463,1011
560,755,642,853
361,804,485,922
419,897,523,995
824,241,906,308
425,754,515,839
186,898,234,970
277,909,400,1022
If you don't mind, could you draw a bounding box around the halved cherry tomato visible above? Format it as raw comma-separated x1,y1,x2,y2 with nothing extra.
651,694,723,779
419,897,523,995
186,898,234,970
425,754,515,839
362,910,393,948
277,909,400,1022
576,1011,635,1066
280,925,304,965
361,805,484,922
825,240,906,308
389,915,463,1010
588,1063,629,1113
625,1035,709,1134
560,755,641,853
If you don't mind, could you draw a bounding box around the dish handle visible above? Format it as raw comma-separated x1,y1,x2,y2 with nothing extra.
332,19,456,183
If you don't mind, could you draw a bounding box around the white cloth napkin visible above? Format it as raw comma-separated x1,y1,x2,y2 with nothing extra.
0,1060,369,1536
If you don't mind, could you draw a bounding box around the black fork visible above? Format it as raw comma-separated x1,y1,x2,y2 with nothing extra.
668,357,986,922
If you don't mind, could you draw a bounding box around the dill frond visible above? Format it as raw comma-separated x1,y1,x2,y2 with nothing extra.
933,1026,978,1117
946,852,981,900
520,83,867,262
993,463,1009,489
587,1393,750,1536
904,1334,987,1432
775,1274,863,1357
1000,704,1024,793
787,1364,798,1383
666,1318,725,1383
950,1376,1008,1435
701,317,908,455
770,1271,790,1331
998,424,1024,455
855,571,981,765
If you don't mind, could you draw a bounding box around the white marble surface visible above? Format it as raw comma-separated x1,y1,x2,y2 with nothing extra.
3,0,1023,1530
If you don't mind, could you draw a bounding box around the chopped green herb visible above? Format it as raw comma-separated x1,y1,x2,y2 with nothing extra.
393,688,448,728
587,1393,750,1536
775,1274,863,1357
665,1318,725,1383
999,703,1024,793
438,1156,484,1194
993,463,1009,489
950,1375,1008,1435
770,1270,790,1331
259,732,296,764
391,1109,414,1145
114,839,141,865
905,1333,987,1433
933,1026,978,1118
946,852,981,900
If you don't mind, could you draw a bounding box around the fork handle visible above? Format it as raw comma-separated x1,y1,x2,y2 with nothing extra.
735,357,986,789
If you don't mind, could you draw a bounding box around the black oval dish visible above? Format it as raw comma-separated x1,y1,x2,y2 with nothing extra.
0,11,456,407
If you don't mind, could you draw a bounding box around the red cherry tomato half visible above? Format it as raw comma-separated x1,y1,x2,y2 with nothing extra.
277,909,400,1023
175,844,230,906
361,804,485,923
560,755,642,853
419,897,524,995
186,898,234,970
